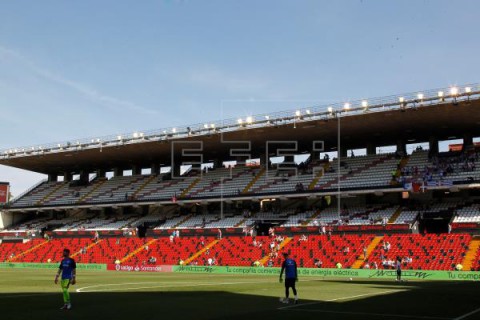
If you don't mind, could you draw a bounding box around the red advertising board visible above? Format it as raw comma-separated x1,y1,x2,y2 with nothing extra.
0,183,9,204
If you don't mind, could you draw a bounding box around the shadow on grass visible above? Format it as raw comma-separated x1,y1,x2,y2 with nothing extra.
0,281,478,320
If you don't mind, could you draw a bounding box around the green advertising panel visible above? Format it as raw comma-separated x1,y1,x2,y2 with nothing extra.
173,266,480,281
0,262,106,271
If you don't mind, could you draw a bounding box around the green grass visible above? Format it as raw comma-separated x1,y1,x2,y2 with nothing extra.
0,269,479,320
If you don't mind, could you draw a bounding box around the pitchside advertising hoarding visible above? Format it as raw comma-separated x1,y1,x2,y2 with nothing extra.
1,263,479,281
0,182,9,204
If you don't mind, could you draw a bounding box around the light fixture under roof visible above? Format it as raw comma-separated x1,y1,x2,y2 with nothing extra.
417,93,424,100
450,87,459,95
465,86,472,93
237,118,243,124
343,103,350,110
328,107,333,113
295,110,301,117
246,116,253,124
438,91,444,97
361,100,368,108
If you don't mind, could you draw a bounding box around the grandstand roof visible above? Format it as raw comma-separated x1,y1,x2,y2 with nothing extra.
1,85,479,174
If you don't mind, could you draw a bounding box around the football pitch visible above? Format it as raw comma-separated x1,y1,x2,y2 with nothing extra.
0,269,479,320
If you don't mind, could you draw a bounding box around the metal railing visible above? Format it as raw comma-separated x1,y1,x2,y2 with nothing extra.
1,83,478,160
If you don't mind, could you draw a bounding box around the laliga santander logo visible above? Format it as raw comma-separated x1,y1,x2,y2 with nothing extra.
134,266,140,272
115,264,121,271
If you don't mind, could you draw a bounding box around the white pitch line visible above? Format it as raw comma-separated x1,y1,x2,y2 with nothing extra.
278,289,399,310
453,307,480,320
76,278,322,293
287,308,450,320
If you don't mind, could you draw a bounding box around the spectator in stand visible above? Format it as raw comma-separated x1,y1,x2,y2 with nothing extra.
217,229,222,240
363,246,368,260
314,259,323,268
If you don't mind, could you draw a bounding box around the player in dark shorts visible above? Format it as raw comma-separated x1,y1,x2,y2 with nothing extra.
279,252,298,304
395,256,402,282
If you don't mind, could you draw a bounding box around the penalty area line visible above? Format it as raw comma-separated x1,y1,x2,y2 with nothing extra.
453,307,480,320
278,289,399,310
76,278,323,293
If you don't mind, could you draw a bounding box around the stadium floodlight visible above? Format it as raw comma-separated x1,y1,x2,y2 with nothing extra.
417,93,424,100
117,135,122,141
138,133,143,138
203,124,208,129
133,132,139,138
265,115,270,120
465,86,472,93
237,118,243,125
306,109,311,115
328,106,333,113
172,128,177,133
246,116,253,124
343,103,350,110
210,123,215,129
450,87,459,96
399,97,406,110
361,100,368,108
295,110,301,117
57,144,61,148
438,91,445,102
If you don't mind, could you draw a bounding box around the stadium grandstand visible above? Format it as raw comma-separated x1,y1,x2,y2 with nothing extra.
0,83,480,273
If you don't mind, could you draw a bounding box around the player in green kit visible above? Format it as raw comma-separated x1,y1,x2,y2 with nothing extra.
54,248,77,310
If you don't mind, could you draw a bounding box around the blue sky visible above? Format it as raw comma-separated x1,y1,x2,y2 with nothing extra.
0,0,479,196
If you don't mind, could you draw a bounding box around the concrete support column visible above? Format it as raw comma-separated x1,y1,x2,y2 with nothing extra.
132,165,142,176
47,173,58,182
463,134,474,149
310,151,321,162
151,163,160,175
172,164,182,178
284,155,295,165
63,172,73,182
339,147,348,158
429,136,439,155
79,171,89,184
114,168,123,177
366,143,376,155
96,169,106,179
396,140,407,155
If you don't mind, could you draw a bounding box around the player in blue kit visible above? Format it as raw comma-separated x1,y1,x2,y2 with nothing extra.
54,248,77,310
279,252,298,304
